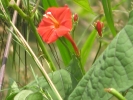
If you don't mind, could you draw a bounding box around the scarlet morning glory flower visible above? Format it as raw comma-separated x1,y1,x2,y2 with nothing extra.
94,20,104,37
37,6,79,55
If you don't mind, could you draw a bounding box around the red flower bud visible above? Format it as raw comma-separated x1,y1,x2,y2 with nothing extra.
94,20,104,37
73,13,78,22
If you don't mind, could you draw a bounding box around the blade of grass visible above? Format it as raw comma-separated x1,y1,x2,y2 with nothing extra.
101,0,116,37
42,0,58,10
56,38,74,66
42,0,49,10
81,30,97,66
73,0,93,14
32,0,40,13
47,0,58,7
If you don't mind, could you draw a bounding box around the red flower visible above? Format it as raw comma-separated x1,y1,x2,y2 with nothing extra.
37,6,79,55
37,6,72,43
94,20,104,37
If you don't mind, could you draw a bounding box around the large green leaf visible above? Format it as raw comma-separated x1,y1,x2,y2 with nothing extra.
68,10,133,100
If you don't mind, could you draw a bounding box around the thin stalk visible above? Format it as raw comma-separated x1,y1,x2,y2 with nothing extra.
23,24,28,85
18,45,20,83
9,0,27,19
78,56,85,75
48,44,61,69
71,22,78,39
10,21,62,100
105,88,126,100
92,40,102,64
52,44,61,69
32,0,40,13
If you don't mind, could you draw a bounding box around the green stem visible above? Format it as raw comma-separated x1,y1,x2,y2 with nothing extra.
71,22,78,39
9,1,27,19
78,56,85,75
105,88,126,100
92,40,101,64
9,2,56,71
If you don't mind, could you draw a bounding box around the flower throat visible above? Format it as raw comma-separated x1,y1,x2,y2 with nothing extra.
43,12,59,28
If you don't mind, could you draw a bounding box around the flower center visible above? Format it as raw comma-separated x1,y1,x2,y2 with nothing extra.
43,12,59,28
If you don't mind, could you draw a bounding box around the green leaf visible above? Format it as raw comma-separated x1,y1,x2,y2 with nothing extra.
81,30,97,66
101,0,116,36
42,0,58,10
6,79,19,100
14,90,33,100
56,39,73,66
27,69,78,100
42,0,49,10
47,0,58,7
73,0,93,13
68,10,133,100
26,92,43,100
66,55,84,82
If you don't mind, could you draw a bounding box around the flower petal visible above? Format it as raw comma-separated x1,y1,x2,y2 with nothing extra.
60,19,72,29
46,31,58,43
56,26,71,37
38,26,56,43
46,6,72,29
38,26,51,36
38,17,54,27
